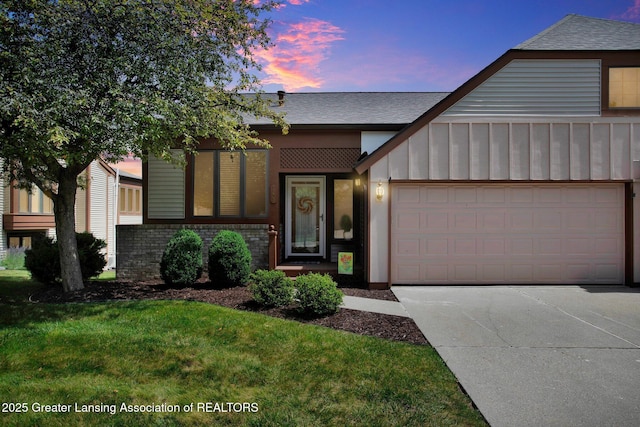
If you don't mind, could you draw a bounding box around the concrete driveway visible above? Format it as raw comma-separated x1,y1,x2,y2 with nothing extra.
392,286,640,427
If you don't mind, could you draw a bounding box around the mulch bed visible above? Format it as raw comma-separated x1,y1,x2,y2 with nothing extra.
31,280,428,346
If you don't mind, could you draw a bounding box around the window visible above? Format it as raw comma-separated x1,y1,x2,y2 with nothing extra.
334,179,353,239
192,150,268,218
119,187,142,214
609,67,640,108
18,186,53,214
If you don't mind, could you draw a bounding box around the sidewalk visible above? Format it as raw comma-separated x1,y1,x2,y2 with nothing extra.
341,295,410,318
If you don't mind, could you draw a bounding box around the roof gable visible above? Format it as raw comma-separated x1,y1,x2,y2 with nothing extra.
355,14,640,174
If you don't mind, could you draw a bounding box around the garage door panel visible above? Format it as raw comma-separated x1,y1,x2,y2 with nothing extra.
391,184,623,285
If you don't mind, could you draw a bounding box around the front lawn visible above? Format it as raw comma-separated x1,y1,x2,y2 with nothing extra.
0,271,486,426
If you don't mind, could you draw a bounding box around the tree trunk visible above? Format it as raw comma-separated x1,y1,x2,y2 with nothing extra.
54,172,84,292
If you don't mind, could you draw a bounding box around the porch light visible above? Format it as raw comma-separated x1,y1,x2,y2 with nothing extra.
376,180,384,201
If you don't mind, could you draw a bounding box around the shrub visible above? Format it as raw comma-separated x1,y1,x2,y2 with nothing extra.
160,229,203,286
75,232,108,281
208,230,252,287
295,273,343,317
249,269,295,307
25,232,107,285
0,247,26,270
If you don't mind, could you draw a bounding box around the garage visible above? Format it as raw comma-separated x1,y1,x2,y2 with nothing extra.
391,183,625,285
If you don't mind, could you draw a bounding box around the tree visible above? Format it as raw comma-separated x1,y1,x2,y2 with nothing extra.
0,0,287,292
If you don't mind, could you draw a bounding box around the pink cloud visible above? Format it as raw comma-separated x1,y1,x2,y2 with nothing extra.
255,18,345,91
615,0,640,21
321,47,477,92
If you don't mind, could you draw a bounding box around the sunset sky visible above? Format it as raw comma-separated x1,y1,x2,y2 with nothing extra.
255,0,640,92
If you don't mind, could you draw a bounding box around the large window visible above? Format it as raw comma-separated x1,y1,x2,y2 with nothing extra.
193,150,268,218
609,67,640,108
18,186,53,214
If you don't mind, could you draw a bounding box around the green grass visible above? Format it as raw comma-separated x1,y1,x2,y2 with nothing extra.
0,271,486,426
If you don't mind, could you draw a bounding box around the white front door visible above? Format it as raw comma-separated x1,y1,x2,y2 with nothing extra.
286,176,326,257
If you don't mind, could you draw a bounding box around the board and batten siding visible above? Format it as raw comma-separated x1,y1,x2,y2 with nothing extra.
147,153,185,219
383,119,639,181
444,60,601,116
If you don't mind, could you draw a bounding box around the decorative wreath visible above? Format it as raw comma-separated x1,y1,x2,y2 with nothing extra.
297,197,314,213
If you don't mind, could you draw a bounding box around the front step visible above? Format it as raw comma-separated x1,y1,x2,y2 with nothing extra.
275,262,337,278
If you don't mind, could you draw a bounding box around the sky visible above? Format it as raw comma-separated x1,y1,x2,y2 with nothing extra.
254,0,640,93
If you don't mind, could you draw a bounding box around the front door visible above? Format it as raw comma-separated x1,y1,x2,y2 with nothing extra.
285,176,326,257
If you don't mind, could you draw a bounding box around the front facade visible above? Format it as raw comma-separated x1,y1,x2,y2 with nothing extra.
127,93,447,280
133,14,640,288
356,15,640,287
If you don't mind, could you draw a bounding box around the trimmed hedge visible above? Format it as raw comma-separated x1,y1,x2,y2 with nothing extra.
208,230,252,287
295,273,343,317
249,269,295,307
25,232,107,285
160,229,203,286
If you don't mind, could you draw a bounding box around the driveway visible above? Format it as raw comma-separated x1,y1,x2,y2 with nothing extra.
392,286,640,427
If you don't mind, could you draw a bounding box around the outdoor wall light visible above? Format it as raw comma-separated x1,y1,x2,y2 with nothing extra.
375,180,384,201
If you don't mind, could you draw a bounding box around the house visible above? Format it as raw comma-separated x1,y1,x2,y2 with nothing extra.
122,14,640,288
2,158,142,268
355,14,640,287
118,92,448,280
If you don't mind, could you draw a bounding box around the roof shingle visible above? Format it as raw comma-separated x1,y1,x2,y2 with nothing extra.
515,14,640,51
246,92,449,126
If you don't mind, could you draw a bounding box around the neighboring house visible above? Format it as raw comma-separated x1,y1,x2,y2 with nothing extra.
124,14,640,288
355,14,640,287
2,158,142,268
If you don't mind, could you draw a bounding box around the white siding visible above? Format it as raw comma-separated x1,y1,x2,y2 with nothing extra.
378,118,640,181
89,162,108,242
147,153,185,219
444,60,601,116
118,214,142,225
0,179,5,258
106,174,115,264
76,180,87,233
361,131,397,155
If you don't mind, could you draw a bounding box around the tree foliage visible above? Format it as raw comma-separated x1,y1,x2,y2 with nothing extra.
0,0,287,291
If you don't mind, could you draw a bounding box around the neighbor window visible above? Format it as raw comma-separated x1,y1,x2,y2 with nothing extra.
609,67,640,108
192,150,268,218
119,186,142,214
18,186,53,214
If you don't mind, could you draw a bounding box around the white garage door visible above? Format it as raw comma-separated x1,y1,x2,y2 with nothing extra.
391,183,624,285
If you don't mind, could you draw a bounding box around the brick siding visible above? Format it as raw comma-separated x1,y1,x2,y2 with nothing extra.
116,224,269,281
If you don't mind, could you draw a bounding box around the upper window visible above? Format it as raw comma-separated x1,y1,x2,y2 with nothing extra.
119,186,141,214
609,67,640,108
19,186,53,214
192,150,268,218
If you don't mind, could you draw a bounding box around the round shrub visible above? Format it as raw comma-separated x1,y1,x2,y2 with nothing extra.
25,235,60,285
295,273,343,317
25,232,107,286
160,229,203,286
249,269,295,307
208,230,252,287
